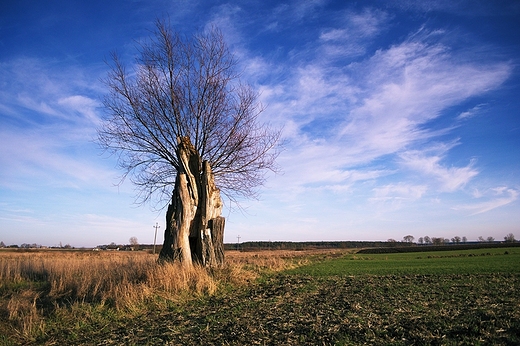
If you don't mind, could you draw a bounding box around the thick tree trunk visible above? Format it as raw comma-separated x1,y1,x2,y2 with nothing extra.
159,137,225,266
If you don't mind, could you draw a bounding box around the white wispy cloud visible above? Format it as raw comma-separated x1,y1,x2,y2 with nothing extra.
0,58,112,190
457,103,487,120
399,148,478,192
453,187,518,215
0,58,102,126
254,22,510,200
339,39,511,160
261,25,511,160
375,183,428,199
0,128,114,190
274,0,327,24
320,8,389,58
57,95,101,125
270,140,367,190
370,182,428,203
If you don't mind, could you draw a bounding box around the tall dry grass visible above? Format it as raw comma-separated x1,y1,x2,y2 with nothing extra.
0,251,216,337
0,248,348,339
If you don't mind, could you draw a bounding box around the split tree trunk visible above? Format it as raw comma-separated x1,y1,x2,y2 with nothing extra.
159,137,225,266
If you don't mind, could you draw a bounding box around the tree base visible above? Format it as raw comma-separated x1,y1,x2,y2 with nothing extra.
158,137,225,267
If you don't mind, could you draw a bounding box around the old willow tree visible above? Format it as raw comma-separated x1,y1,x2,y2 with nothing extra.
98,22,280,267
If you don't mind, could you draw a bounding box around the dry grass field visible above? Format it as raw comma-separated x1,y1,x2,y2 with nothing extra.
0,248,346,344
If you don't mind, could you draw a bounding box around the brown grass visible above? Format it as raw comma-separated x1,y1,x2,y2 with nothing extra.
0,248,347,340
0,251,212,337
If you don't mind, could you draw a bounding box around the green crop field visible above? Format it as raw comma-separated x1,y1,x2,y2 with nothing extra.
288,247,520,276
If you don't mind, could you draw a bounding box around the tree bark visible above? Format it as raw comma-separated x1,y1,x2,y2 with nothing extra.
159,137,225,266
211,216,225,265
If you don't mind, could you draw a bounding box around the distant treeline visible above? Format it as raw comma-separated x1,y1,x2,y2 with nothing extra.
357,242,520,254
95,244,162,252
4,241,517,254
223,241,415,251
223,240,520,252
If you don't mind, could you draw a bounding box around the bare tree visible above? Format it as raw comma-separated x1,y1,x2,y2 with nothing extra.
403,235,415,243
129,236,139,250
98,21,280,266
504,233,516,243
387,239,397,247
431,237,444,246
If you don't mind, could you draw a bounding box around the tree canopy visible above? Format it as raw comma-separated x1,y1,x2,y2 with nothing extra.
98,21,280,207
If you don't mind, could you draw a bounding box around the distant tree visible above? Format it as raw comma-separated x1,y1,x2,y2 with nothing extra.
403,235,415,243
0,241,5,248
462,236,467,243
129,236,139,250
418,237,424,245
432,237,444,246
387,238,397,243
486,236,495,243
423,236,432,245
504,233,516,243
451,236,461,244
478,236,485,242
98,21,280,267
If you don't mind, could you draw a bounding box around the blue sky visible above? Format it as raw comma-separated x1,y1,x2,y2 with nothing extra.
1,0,519,247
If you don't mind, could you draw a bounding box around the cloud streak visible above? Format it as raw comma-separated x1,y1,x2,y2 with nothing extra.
0,58,112,190
370,183,428,203
454,187,518,215
339,38,511,161
457,103,487,120
255,20,511,199
399,148,478,192
319,8,389,58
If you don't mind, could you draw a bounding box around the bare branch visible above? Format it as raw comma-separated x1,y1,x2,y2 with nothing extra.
98,21,280,208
